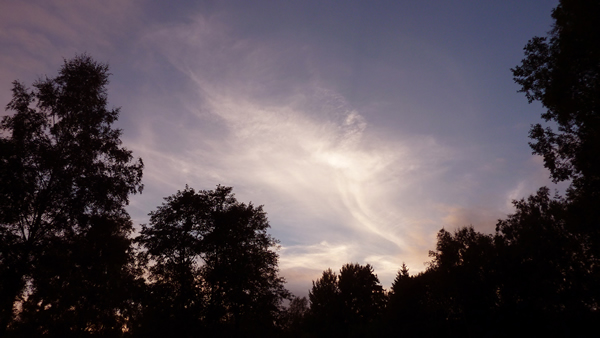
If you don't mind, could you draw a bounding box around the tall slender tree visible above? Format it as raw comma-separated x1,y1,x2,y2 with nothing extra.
0,55,143,336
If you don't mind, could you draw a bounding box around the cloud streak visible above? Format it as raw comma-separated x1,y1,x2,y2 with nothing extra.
1,2,560,296
125,14,467,294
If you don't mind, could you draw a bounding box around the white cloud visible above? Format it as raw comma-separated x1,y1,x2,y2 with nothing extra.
125,14,460,291
0,0,568,296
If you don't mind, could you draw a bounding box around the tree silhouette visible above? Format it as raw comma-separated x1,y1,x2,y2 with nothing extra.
338,263,386,327
279,296,309,337
508,0,600,333
428,227,497,336
512,0,600,260
387,263,423,336
512,0,600,190
307,268,342,335
0,55,143,336
134,186,206,337
308,264,385,337
495,188,593,335
136,185,290,337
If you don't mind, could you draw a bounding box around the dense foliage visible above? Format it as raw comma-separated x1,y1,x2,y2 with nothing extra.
0,55,143,337
306,264,385,336
135,186,290,337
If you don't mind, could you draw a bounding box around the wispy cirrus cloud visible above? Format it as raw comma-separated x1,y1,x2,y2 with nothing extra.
124,14,461,294
0,2,559,297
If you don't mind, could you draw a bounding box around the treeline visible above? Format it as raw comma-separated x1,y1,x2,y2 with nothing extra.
285,215,598,337
287,1,600,336
1,0,599,336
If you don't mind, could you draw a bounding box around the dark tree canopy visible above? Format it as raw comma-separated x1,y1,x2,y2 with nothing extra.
0,55,143,336
136,185,290,337
428,227,498,334
512,0,600,191
308,263,385,337
308,268,341,332
279,296,309,337
493,187,598,334
134,187,207,337
509,0,600,329
338,263,386,325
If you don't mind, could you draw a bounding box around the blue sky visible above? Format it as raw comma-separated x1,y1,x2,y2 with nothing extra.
1,0,561,297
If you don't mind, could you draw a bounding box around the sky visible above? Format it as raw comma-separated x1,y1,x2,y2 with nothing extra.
1,0,561,297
